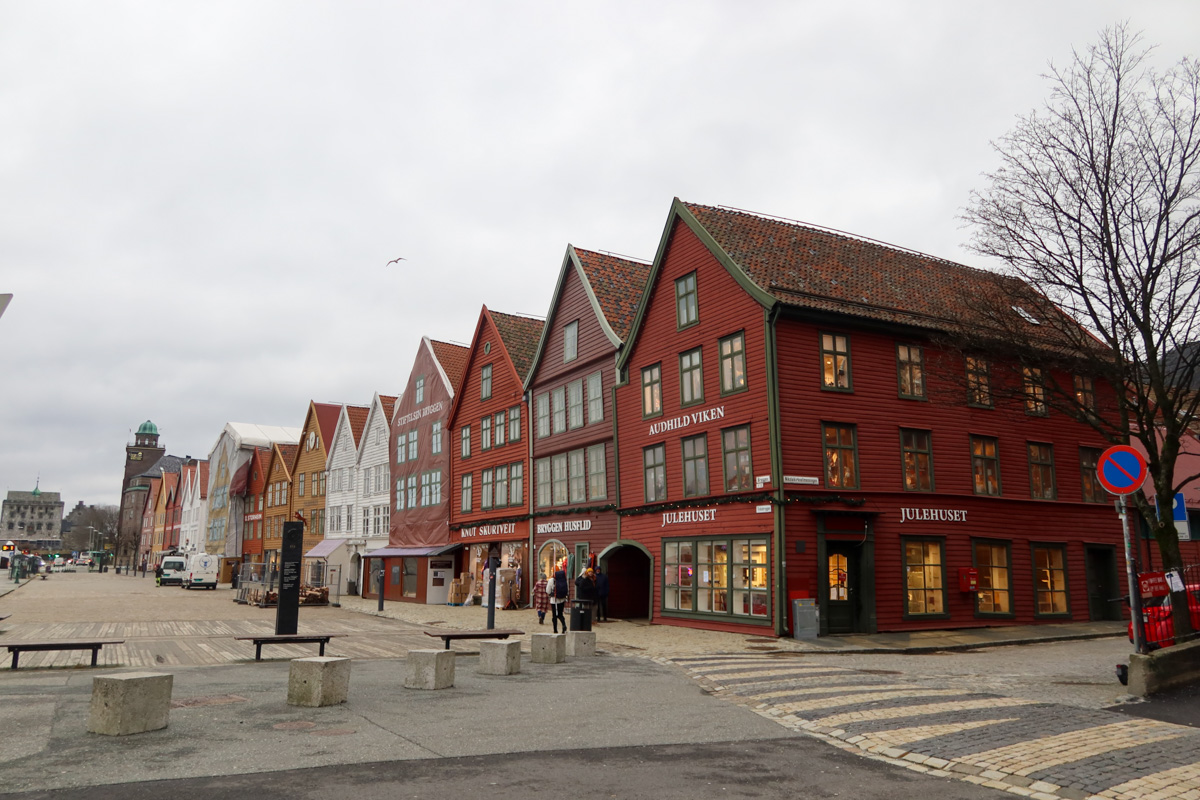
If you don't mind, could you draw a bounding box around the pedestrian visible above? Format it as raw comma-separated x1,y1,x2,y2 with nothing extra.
154,562,163,587
575,567,597,626
549,569,569,633
230,562,240,589
533,572,549,625
594,566,609,622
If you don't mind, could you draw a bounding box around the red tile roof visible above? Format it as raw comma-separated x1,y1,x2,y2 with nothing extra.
275,443,298,478
431,339,470,393
313,402,341,450
198,460,210,499
490,310,546,382
346,405,370,446
379,395,398,421
574,248,652,342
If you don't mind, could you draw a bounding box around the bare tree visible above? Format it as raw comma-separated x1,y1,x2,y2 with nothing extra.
72,505,121,561
963,24,1200,638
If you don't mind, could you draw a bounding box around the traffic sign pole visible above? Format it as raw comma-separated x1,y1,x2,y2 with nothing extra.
1118,495,1147,655
1096,445,1150,655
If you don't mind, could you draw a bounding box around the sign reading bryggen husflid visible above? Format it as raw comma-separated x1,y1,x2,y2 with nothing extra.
611,199,1124,637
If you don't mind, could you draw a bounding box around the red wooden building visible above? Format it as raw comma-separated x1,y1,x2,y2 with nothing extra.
240,447,270,565
524,246,651,614
614,200,1124,636
448,307,545,605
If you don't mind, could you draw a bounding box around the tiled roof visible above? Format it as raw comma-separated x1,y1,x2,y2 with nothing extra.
136,454,184,479
313,402,341,450
347,405,370,446
198,460,210,498
490,310,546,382
379,395,398,421
682,202,1058,336
574,248,652,342
431,339,470,393
275,443,298,478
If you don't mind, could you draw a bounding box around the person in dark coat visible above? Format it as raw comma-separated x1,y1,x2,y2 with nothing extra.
594,567,610,622
549,569,569,633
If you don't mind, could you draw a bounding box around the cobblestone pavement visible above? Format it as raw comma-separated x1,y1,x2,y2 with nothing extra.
669,653,1200,800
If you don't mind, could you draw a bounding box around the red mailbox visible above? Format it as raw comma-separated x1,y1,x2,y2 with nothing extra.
958,567,978,592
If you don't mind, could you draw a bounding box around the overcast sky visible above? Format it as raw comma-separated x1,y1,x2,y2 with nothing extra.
3,1,1198,510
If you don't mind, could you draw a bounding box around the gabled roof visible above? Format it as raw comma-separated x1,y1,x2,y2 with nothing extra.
313,402,341,449
430,339,470,394
272,443,299,480
346,405,370,446
379,395,398,422
197,461,210,499
136,454,184,479
490,310,545,382
574,247,652,342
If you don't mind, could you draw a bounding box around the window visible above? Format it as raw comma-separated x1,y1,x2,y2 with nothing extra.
974,540,1012,616
1033,545,1069,615
362,508,370,537
460,426,471,458
680,348,704,406
319,471,326,496
900,429,933,491
663,537,768,618
564,320,578,362
966,357,992,407
461,474,472,512
682,435,709,497
481,469,494,510
296,472,305,497
1080,447,1105,503
552,454,568,505
396,479,405,511
587,371,603,423
896,344,925,399
821,333,851,390
415,376,425,405
971,436,1001,496
644,444,666,502
430,470,442,505
676,272,698,328
568,450,586,503
822,423,858,489
568,379,584,429
480,364,492,400
432,422,442,454
407,475,417,510
642,364,662,417
719,332,747,394
552,387,567,433
481,416,492,450
1074,375,1095,412
1028,442,1056,500
509,405,521,442
363,467,373,496
587,444,606,500
494,465,508,508
720,426,752,492
1024,367,1047,415
402,558,418,598
536,393,551,438
904,538,946,616
510,463,523,507
407,431,418,461
536,458,551,508
494,410,506,447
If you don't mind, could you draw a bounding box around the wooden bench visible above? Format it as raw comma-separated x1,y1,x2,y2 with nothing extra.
5,639,124,669
234,634,343,662
423,629,524,650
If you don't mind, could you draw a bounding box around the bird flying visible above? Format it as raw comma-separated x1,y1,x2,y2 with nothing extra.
387,257,406,266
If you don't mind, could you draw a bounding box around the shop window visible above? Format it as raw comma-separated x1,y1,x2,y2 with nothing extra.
900,428,933,491
538,540,569,584
676,272,698,329
402,558,418,597
642,364,663,418
481,364,492,400
1074,375,1095,411
974,540,1012,616
820,333,851,391
971,435,1002,496
552,387,567,433
568,380,584,429
587,444,606,500
1028,442,1056,500
1023,367,1048,416
644,444,666,503
903,538,946,616
564,320,579,362
1033,545,1070,615
1080,447,1105,503
663,537,767,618
682,434,710,497
720,332,747,395
536,393,551,438
966,356,992,407
896,343,925,399
721,425,752,492
587,371,603,423
680,348,704,406
822,423,858,489
460,426,471,458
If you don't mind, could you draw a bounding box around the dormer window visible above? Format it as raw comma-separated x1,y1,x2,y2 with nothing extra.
1013,306,1041,325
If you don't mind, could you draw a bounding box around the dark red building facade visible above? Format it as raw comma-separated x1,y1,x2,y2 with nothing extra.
614,200,1125,636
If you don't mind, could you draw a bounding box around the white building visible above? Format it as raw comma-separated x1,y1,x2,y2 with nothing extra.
321,402,371,593
178,460,209,553
354,393,397,584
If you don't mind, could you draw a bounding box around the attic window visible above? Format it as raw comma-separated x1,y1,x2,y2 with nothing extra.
1012,306,1041,325
484,342,492,355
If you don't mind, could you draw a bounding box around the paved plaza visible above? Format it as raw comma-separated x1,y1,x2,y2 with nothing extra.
1,571,1199,799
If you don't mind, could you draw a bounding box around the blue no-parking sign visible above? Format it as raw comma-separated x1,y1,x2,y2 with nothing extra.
1096,445,1148,495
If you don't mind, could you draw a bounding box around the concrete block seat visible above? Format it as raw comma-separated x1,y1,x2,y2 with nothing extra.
288,656,351,707
405,649,455,690
478,639,522,675
531,633,566,664
88,672,173,736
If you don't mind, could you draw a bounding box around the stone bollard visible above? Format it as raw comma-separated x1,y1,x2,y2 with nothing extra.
531,633,565,664
405,649,455,689
566,630,596,657
288,656,351,707
478,639,522,675
88,672,173,736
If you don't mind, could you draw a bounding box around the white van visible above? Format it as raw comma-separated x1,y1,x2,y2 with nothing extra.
184,552,218,590
159,555,187,586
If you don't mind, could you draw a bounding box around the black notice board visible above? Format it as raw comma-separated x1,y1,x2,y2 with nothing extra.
275,521,304,635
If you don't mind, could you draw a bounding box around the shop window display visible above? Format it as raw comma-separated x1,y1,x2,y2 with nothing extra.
663,537,767,619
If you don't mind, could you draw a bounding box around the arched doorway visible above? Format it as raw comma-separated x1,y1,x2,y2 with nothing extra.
600,543,652,620
349,553,362,596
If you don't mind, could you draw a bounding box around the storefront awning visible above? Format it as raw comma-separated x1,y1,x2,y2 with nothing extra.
363,543,459,558
304,539,346,559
